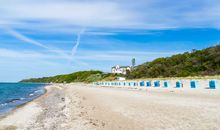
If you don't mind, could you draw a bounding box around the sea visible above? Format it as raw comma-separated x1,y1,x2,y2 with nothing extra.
0,83,47,115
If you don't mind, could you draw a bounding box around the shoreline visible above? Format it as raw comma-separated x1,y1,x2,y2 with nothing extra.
0,83,74,130
0,84,50,120
0,83,220,130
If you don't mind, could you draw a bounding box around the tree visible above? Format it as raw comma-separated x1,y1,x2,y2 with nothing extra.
132,58,136,68
192,49,197,52
126,45,220,79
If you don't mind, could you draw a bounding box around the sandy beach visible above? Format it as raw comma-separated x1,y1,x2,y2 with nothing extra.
0,83,220,130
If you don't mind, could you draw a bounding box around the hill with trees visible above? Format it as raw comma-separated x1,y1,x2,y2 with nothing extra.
21,45,220,83
20,70,117,83
127,44,220,79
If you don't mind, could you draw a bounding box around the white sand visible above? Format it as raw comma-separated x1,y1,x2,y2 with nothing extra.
0,83,220,130
0,103,41,130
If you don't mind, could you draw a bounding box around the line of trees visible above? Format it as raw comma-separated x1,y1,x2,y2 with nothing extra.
127,44,220,79
21,45,220,83
20,71,117,83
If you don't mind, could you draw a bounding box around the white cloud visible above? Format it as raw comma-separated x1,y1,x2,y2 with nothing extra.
0,48,78,82
6,28,48,48
0,47,180,63
0,0,140,29
1,0,219,31
4,28,87,64
0,48,61,59
5,28,75,59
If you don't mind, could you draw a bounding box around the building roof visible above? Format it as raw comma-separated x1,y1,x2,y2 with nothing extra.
112,66,131,69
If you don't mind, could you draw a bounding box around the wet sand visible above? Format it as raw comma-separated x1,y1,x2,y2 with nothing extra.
0,83,220,130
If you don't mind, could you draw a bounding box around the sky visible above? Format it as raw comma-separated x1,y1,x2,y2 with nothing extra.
0,0,220,82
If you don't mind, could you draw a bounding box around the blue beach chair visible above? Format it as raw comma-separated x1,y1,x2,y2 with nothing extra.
163,81,170,88
154,81,160,87
209,80,218,89
190,80,198,88
146,81,151,87
128,82,131,86
131,82,136,87
176,80,182,88
139,81,145,87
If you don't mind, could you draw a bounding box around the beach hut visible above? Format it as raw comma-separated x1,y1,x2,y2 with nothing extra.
128,82,131,86
154,81,160,87
163,81,170,88
134,82,137,86
139,81,145,87
209,80,218,89
176,80,182,88
190,80,199,88
146,81,151,87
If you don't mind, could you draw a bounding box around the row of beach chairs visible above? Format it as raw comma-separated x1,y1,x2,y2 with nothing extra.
94,80,219,89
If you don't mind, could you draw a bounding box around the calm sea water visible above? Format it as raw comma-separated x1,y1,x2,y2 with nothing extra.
0,83,47,115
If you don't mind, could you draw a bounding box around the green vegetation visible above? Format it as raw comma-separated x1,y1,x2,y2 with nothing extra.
127,44,220,79
21,45,220,83
20,70,117,83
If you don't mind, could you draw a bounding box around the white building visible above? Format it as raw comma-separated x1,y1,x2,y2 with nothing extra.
117,77,126,81
111,65,131,75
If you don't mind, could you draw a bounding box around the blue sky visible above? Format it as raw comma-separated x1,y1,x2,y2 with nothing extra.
0,0,220,82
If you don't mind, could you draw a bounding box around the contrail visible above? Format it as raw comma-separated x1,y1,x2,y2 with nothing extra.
71,28,86,59
7,29,48,49
6,28,72,60
5,27,88,65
